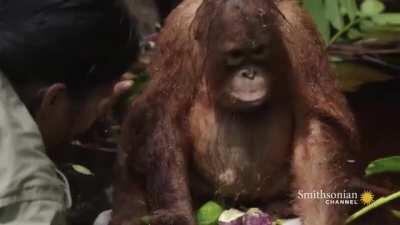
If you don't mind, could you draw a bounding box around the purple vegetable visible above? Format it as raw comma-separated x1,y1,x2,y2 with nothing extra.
242,208,272,225
218,209,245,225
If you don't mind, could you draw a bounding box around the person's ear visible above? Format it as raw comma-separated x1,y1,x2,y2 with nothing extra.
36,83,69,118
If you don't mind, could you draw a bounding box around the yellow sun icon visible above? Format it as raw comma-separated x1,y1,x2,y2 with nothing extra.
360,191,374,205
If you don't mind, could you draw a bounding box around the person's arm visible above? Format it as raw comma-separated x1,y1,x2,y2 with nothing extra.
0,200,66,225
0,72,68,225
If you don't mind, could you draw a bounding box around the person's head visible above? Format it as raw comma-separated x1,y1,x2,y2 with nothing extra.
0,0,139,151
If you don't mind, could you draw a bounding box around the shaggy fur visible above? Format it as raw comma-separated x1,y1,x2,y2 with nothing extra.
112,1,358,225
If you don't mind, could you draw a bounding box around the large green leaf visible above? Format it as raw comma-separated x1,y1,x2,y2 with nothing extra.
339,0,358,21
371,13,400,25
347,28,363,39
392,210,400,219
334,63,391,92
360,0,385,17
196,201,224,225
359,19,378,31
365,156,400,176
326,0,344,30
303,0,330,42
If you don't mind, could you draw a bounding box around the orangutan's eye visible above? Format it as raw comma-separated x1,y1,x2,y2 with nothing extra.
226,50,244,66
252,45,268,59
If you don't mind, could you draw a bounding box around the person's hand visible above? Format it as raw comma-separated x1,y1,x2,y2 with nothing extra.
97,78,134,117
93,209,112,225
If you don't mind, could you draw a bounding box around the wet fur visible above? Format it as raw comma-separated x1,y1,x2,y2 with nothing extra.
112,0,358,225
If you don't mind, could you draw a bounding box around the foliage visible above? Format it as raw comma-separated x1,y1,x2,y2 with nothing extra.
365,156,400,176
301,0,400,92
346,191,400,224
301,0,400,45
333,62,392,92
346,156,400,224
196,201,224,225
71,164,94,176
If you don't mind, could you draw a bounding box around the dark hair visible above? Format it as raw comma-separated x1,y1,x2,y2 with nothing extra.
0,0,139,95
154,0,181,21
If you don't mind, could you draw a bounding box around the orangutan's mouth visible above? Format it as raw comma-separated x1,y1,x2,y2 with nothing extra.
229,73,268,104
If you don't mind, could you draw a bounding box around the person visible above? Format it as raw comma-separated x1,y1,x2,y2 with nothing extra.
0,0,139,224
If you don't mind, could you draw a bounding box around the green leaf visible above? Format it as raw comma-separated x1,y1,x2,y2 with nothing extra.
328,17,362,46
218,209,245,222
303,0,330,42
391,210,400,219
273,219,284,225
360,0,385,17
346,191,400,224
359,19,378,32
339,0,358,21
358,21,400,41
334,62,391,92
72,164,94,176
329,56,344,62
326,0,344,30
196,201,224,225
140,215,151,225
347,28,363,39
371,13,400,25
365,156,400,176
